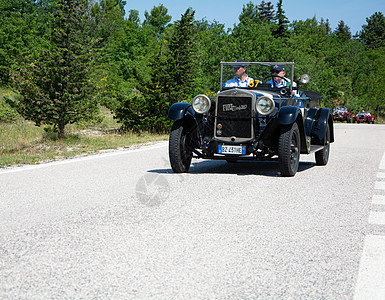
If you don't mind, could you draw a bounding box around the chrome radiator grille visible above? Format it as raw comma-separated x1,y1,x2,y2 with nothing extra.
216,96,252,138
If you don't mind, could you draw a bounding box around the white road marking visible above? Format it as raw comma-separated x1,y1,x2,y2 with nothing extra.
368,212,385,225
380,151,385,170
354,235,385,300
0,142,168,175
354,150,385,299
372,195,385,205
375,181,385,190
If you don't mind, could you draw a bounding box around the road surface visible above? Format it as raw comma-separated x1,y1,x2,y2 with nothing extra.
1,123,385,298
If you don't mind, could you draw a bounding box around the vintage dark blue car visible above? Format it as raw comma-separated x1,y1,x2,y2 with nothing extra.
168,61,334,177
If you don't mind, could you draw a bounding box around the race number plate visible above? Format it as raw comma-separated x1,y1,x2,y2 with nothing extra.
218,145,246,155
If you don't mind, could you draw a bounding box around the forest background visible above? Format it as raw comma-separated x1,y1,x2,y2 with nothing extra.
1,0,385,137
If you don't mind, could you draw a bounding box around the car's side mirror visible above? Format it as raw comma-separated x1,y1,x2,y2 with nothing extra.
299,74,310,84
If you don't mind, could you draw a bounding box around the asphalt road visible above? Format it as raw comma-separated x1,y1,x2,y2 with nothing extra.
1,123,385,298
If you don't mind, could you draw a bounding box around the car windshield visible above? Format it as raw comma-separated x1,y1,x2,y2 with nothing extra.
220,62,294,91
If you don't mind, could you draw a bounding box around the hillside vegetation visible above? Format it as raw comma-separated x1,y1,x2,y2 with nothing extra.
0,0,384,165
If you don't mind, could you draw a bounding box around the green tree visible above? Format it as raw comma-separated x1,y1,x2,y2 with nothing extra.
143,4,172,36
320,18,332,35
274,0,289,37
10,0,98,136
91,0,126,47
113,8,197,132
194,20,229,93
335,20,351,40
164,8,196,103
239,2,259,24
231,17,279,62
258,1,275,23
359,12,385,49
0,0,49,85
127,9,140,24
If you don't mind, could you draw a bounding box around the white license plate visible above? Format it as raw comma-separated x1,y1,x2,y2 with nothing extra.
218,145,246,155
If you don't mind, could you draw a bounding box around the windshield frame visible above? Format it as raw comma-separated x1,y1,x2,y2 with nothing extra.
220,61,295,92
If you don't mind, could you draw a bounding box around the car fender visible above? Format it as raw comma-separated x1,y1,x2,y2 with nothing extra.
276,106,308,152
168,102,201,146
309,108,334,145
168,102,195,120
277,106,300,125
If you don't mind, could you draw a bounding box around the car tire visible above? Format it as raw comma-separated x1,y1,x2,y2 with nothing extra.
347,117,351,123
278,122,300,177
315,123,330,166
169,120,193,173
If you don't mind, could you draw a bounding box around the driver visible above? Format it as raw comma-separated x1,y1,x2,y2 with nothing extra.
224,59,253,87
267,65,292,88
268,65,300,98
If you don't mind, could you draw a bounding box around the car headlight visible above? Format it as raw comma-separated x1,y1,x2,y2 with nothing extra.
192,95,211,114
256,96,275,115
300,74,310,84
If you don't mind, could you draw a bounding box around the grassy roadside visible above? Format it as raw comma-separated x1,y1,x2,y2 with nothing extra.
0,88,168,168
0,97,168,168
0,121,168,167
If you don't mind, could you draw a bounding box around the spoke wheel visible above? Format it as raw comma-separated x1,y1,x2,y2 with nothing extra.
278,122,300,177
169,120,193,173
315,123,330,166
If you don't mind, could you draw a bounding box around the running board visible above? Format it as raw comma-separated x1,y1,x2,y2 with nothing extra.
308,145,324,154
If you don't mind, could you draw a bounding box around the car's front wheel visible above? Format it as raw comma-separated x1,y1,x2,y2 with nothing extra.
315,123,330,166
278,122,300,177
169,120,193,173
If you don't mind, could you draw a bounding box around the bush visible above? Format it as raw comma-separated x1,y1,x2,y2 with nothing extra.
0,92,20,122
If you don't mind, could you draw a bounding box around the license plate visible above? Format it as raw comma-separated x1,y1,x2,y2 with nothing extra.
218,145,246,155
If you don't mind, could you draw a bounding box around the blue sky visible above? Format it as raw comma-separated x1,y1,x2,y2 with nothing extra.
124,0,385,35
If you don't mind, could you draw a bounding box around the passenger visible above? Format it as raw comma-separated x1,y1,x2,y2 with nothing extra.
224,59,254,87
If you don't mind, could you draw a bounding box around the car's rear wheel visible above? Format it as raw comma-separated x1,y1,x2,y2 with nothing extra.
315,123,330,166
169,120,193,173
278,122,300,177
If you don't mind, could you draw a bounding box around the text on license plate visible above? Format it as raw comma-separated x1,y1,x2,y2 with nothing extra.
218,145,246,155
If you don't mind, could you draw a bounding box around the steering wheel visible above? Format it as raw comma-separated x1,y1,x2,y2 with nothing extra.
263,75,290,88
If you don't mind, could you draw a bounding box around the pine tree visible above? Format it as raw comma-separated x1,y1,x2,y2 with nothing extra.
335,20,351,40
11,0,98,136
274,0,289,37
165,8,196,103
258,1,275,23
359,12,385,49
320,18,332,35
